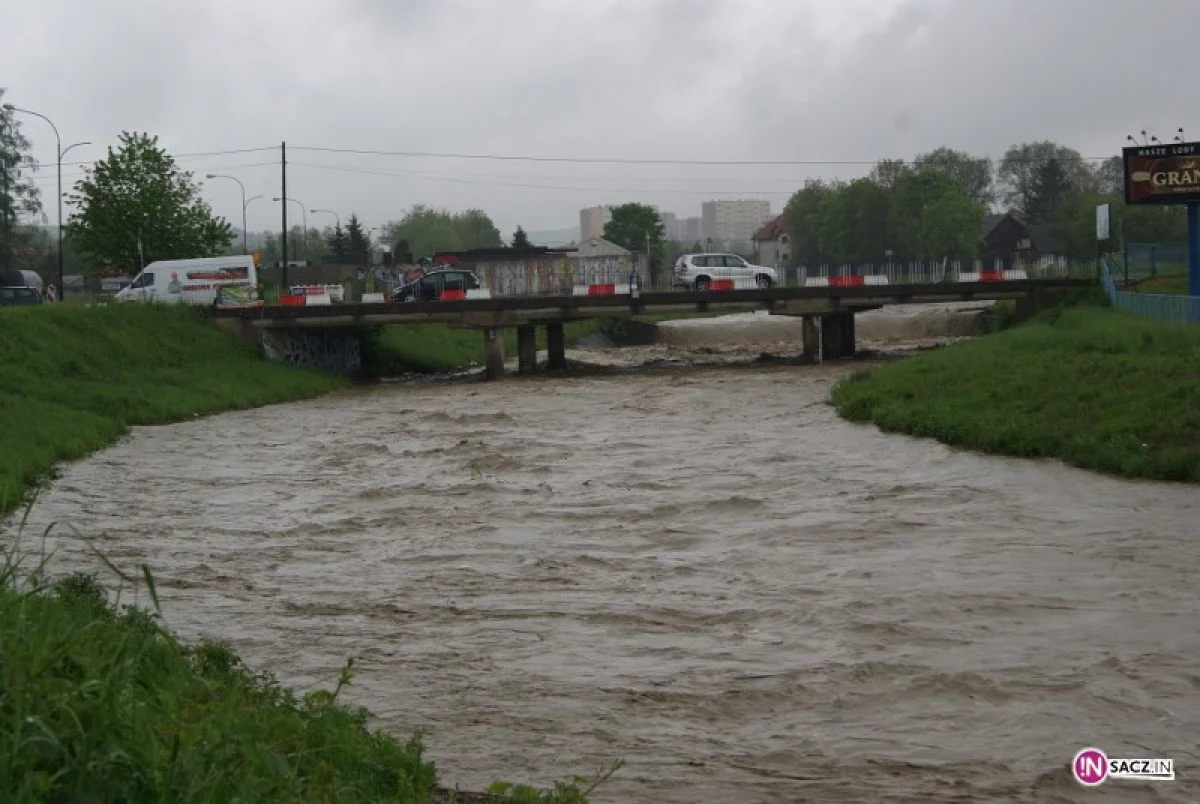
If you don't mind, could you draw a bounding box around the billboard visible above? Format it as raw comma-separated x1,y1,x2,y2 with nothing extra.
1123,142,1200,205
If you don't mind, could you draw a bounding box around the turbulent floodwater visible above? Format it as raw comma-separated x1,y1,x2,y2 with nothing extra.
8,342,1200,802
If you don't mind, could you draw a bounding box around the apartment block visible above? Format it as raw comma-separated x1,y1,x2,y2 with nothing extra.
579,206,612,240
701,199,773,244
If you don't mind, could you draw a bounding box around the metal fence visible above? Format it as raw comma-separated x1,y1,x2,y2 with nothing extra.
1101,259,1200,325
1122,242,1187,286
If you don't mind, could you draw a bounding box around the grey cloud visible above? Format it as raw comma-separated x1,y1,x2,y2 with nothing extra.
3,0,1196,237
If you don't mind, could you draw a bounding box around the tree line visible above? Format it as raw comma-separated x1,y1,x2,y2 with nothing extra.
782,143,1187,267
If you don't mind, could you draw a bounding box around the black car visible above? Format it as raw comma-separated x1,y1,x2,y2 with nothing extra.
0,285,44,306
391,269,482,302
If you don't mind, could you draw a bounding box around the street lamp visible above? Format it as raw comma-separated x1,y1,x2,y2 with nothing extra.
272,196,306,261
3,103,88,300
310,208,340,229
206,173,249,254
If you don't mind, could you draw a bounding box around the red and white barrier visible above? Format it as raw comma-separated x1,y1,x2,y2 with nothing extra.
304,293,332,306
573,282,631,296
291,284,345,303
465,288,492,299
805,275,890,287
958,269,1029,282
361,292,386,303
703,277,758,291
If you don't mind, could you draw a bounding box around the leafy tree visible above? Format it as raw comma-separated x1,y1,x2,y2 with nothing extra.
997,141,1091,215
889,168,983,260
383,205,503,260
603,202,666,267
0,89,44,270
66,132,232,271
511,225,532,250
392,238,413,264
1026,157,1072,224
345,213,372,265
870,159,909,191
458,209,503,249
1092,156,1124,198
783,180,833,266
913,147,994,208
327,223,349,262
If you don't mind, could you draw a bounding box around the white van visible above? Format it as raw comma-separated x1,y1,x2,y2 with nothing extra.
116,256,258,305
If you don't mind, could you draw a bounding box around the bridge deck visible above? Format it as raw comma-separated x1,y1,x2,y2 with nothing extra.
215,279,1091,329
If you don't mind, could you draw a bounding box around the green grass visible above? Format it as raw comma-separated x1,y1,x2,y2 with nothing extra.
1133,275,1190,295
0,304,348,517
0,549,611,802
831,302,1200,482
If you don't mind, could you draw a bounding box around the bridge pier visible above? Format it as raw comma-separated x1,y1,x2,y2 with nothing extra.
517,324,538,375
546,322,566,371
819,312,856,360
484,328,505,380
801,316,819,361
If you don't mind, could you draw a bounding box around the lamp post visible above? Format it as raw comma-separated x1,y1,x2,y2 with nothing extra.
310,208,340,229
272,196,306,262
206,173,249,254
3,103,87,300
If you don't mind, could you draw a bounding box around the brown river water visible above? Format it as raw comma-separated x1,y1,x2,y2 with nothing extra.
7,331,1200,802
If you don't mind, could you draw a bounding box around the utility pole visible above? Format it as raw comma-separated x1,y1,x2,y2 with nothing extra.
1,119,8,272
280,141,288,291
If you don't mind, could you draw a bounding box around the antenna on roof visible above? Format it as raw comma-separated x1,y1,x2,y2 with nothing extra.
1176,127,1187,143
1141,129,1150,145
1151,135,1162,145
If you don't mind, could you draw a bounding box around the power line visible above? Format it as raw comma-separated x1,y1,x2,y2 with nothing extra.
24,160,278,186
291,145,1119,166
288,161,797,195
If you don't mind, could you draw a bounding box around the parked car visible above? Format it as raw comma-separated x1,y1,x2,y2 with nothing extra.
391,269,482,302
0,285,45,307
0,269,47,306
673,253,777,290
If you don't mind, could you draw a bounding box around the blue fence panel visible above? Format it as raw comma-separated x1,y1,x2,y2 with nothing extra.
1101,260,1200,325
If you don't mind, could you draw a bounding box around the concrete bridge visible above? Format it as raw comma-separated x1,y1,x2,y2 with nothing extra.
213,277,1092,378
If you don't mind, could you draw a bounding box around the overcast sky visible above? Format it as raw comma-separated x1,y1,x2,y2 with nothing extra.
3,0,1196,240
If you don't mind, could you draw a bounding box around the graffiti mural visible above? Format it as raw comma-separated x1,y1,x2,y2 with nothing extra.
467,255,642,297
262,330,362,375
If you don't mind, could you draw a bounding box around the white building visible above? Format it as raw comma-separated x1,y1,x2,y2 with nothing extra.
701,199,773,245
579,206,612,240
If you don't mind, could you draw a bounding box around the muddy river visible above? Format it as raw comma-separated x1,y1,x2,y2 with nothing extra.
7,330,1199,802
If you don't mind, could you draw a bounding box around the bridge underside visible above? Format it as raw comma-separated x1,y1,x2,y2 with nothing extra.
214,280,1087,378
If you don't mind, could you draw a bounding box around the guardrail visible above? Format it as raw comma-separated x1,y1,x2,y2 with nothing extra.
258,257,1097,308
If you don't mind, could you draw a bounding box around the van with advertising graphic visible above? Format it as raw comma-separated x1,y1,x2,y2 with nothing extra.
115,256,259,306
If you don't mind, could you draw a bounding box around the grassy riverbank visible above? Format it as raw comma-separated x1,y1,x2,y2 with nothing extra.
832,301,1200,482
0,304,347,517
1,304,605,801
0,557,609,802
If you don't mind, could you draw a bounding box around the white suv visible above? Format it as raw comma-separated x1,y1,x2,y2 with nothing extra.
673,253,777,290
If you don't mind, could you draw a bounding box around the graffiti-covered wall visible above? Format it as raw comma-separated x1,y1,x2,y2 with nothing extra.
466,254,644,297
261,329,362,375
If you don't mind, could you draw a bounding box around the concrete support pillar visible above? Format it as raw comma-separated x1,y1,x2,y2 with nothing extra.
483,327,505,381
820,313,846,360
801,316,819,362
546,322,566,371
841,311,856,359
517,324,537,375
